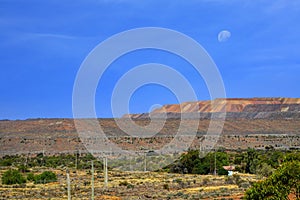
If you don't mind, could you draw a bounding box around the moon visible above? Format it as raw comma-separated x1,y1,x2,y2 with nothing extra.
218,30,231,42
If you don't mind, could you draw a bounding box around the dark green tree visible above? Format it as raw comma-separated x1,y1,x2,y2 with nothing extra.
245,148,258,174
34,171,57,184
167,150,229,175
2,169,26,185
244,161,300,200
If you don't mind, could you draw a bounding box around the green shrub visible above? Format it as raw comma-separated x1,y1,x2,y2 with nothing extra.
217,167,228,175
18,164,29,173
2,169,26,185
173,178,183,184
163,183,169,190
119,181,129,186
26,172,35,182
202,177,210,185
118,181,134,189
224,176,235,184
34,171,57,184
84,180,90,186
127,183,134,189
167,150,229,175
175,191,184,197
256,162,274,177
244,161,300,199
0,158,13,166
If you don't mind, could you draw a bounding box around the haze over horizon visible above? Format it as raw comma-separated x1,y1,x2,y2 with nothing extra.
1,1,300,119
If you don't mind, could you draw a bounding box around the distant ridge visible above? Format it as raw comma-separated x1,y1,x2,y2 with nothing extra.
123,97,300,119
1,97,300,155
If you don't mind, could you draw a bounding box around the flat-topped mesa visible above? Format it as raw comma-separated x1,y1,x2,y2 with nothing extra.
123,98,300,119
151,98,300,113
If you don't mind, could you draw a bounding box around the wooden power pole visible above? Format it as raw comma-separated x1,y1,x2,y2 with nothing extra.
91,160,94,200
66,170,71,200
103,157,108,187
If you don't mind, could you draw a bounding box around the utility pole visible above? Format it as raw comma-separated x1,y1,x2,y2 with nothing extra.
42,149,45,166
75,150,78,170
144,152,147,172
91,160,94,200
66,170,71,200
199,136,205,158
25,153,28,167
103,157,108,187
214,149,217,176
129,157,132,171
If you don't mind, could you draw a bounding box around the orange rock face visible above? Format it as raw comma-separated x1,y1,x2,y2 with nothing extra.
150,98,300,113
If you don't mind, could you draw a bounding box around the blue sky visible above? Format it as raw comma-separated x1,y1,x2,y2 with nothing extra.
0,0,300,119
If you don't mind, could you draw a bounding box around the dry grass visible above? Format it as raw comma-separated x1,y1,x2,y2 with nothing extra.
0,166,261,199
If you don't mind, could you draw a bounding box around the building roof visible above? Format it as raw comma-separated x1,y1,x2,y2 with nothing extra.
223,166,235,171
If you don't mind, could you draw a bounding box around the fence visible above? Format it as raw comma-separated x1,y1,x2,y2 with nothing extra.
0,162,108,200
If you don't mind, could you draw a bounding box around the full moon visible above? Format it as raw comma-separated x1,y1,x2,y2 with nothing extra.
218,30,231,42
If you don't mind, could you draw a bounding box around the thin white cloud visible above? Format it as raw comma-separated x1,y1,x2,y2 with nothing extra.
265,0,300,13
29,33,78,40
23,32,103,41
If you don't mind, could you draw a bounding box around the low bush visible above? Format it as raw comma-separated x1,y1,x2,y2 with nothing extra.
127,183,134,189
18,164,29,173
26,172,35,182
119,181,129,186
163,183,169,190
2,169,26,185
34,171,57,184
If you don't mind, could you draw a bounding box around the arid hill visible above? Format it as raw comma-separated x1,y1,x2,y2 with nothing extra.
0,118,300,156
1,98,300,156
123,97,300,119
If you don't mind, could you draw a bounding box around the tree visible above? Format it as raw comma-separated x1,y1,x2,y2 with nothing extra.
244,161,300,200
256,163,274,177
245,148,258,174
2,169,26,185
34,171,57,184
167,150,229,175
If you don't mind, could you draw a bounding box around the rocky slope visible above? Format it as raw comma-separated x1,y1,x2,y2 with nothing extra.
124,98,300,119
1,118,300,156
